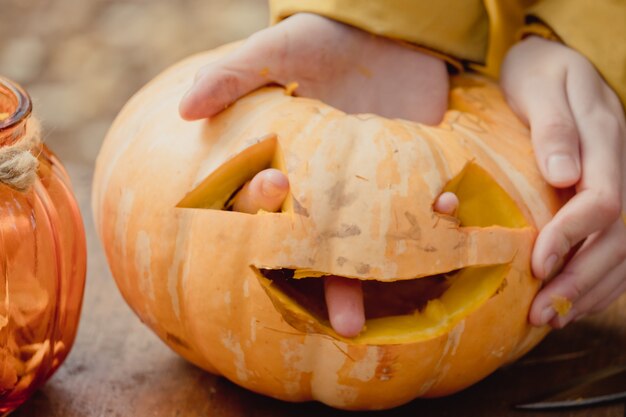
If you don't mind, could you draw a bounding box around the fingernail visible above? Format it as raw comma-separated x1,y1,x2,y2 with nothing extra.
540,307,556,325
261,172,287,198
543,254,558,278
547,154,579,184
181,89,194,105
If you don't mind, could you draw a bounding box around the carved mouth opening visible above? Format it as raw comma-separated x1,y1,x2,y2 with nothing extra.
259,269,451,320
255,264,510,344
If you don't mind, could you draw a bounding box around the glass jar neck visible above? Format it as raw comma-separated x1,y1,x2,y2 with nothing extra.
0,76,32,147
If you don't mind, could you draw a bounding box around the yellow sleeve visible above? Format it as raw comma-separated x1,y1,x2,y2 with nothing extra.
523,0,626,109
269,0,489,65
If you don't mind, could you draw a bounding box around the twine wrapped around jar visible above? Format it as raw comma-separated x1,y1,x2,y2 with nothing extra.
0,118,40,192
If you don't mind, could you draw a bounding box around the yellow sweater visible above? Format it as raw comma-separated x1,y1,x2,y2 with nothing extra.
270,0,626,109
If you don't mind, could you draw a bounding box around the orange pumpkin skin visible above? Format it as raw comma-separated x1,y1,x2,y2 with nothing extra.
93,44,563,410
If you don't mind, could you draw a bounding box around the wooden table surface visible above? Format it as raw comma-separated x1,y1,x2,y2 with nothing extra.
8,163,625,417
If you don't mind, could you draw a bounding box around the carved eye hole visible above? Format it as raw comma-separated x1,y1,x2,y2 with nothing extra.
439,162,528,228
177,134,291,213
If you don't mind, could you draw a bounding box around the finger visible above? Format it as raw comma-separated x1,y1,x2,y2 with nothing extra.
567,61,624,201
501,46,581,188
231,169,289,214
530,221,626,326
179,29,284,120
433,192,459,215
521,78,582,187
573,256,626,318
587,263,626,314
550,263,626,328
532,77,624,279
324,276,365,338
532,190,619,279
573,260,626,319
550,258,626,327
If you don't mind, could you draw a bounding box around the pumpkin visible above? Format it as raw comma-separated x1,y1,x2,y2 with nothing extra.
92,43,563,410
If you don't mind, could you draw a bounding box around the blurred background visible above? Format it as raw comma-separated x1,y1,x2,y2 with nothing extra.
0,0,268,172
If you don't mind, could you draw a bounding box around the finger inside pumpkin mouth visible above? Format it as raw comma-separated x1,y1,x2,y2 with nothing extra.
253,264,510,345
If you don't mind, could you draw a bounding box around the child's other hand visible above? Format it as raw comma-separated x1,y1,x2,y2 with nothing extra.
179,13,449,124
501,36,626,328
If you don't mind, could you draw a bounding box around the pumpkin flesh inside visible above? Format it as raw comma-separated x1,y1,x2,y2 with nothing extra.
256,264,510,345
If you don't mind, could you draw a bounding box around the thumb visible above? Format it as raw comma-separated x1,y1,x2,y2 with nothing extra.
179,31,283,120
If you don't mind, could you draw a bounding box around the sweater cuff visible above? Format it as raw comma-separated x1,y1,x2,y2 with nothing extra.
518,20,562,43
393,40,464,74
269,0,488,66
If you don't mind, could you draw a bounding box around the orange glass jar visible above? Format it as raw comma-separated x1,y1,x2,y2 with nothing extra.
0,76,86,415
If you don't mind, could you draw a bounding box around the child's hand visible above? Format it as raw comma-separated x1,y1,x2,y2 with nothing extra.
501,36,626,328
181,13,450,338
179,13,448,124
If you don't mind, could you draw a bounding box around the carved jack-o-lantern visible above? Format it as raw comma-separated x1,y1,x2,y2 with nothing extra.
92,44,563,410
